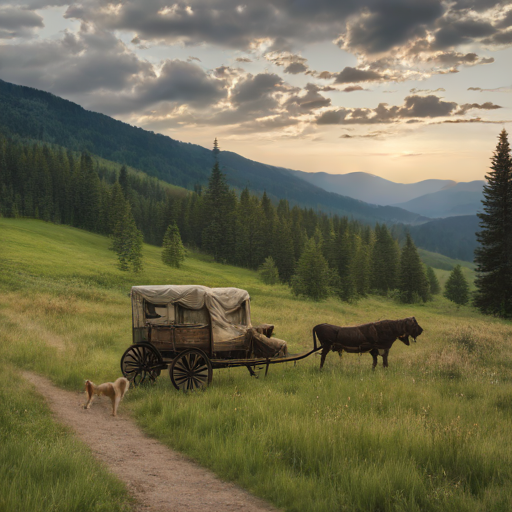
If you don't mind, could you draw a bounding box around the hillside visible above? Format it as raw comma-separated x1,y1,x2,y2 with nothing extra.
289,170,455,205
393,181,484,218
2,217,512,512
0,79,428,225
408,215,479,262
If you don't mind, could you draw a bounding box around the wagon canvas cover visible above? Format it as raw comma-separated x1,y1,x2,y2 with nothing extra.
131,285,251,343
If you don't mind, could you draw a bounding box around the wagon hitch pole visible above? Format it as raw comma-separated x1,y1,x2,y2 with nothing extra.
265,359,270,377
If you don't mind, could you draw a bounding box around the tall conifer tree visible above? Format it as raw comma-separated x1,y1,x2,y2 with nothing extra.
162,222,186,268
474,129,512,317
398,233,430,303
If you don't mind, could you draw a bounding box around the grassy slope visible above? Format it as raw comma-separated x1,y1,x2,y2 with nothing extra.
2,218,512,512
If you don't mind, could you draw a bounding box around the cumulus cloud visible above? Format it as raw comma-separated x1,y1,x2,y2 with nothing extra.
342,0,443,54
265,52,309,75
285,83,331,112
0,6,43,39
455,101,502,114
0,24,153,96
343,85,365,92
334,67,385,84
316,94,499,125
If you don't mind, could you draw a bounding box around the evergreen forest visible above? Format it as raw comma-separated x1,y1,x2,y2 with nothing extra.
0,135,431,302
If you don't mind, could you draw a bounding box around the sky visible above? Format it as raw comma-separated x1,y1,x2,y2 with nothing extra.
0,1,511,183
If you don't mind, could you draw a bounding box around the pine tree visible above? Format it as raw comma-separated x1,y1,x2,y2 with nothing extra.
398,233,430,303
426,266,441,295
258,256,280,285
474,129,512,317
111,198,144,272
444,265,469,305
271,218,296,283
162,222,186,268
119,165,129,197
291,238,331,301
371,224,400,294
202,139,235,262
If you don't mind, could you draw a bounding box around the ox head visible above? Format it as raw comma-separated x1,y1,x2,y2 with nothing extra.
398,317,423,345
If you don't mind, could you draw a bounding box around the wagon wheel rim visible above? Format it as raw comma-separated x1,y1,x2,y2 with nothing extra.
121,344,162,385
170,349,212,391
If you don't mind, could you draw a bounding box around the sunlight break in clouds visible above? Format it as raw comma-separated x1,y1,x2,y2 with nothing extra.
0,0,511,181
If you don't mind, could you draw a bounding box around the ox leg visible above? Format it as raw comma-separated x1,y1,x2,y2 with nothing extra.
382,350,389,368
370,349,378,370
320,346,330,369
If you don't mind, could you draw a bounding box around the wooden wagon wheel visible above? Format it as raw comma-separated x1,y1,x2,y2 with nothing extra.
169,349,212,391
120,343,163,385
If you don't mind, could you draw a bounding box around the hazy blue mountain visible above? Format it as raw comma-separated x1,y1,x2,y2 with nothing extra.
408,215,480,262
0,78,429,226
289,170,456,205
392,181,485,218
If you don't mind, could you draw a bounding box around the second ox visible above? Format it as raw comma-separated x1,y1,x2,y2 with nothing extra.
312,317,423,370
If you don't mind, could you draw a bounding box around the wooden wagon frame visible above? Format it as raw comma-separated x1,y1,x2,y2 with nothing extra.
120,285,320,390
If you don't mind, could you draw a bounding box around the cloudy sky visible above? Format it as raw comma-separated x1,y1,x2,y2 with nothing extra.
1,1,511,183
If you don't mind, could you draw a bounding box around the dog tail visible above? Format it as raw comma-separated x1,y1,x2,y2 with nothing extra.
117,377,130,397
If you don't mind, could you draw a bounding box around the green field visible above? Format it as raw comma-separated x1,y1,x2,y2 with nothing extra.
2,218,512,511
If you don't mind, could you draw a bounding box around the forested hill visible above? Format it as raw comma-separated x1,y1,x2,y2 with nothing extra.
0,79,427,225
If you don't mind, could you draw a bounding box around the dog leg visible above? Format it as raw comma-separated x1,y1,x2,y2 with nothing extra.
112,395,121,416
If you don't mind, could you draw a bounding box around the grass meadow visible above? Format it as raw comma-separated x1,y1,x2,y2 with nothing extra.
2,218,512,511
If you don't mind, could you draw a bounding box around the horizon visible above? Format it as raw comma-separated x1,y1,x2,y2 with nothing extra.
0,1,511,183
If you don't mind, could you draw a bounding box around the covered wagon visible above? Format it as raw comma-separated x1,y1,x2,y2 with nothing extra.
121,284,319,390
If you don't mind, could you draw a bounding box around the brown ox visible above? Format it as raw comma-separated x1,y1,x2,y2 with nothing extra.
313,317,423,370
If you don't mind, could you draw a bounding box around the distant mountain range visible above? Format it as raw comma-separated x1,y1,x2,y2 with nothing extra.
289,170,485,220
392,181,484,218
0,78,483,261
0,79,427,226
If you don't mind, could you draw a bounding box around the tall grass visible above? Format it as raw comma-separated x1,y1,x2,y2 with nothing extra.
2,218,512,511
0,365,132,512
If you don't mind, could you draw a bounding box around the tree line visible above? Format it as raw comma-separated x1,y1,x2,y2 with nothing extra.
0,135,440,302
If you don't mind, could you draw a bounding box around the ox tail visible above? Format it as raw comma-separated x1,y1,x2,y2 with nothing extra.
312,326,319,351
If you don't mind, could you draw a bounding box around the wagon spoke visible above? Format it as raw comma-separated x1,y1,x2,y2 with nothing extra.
120,344,163,386
169,349,212,391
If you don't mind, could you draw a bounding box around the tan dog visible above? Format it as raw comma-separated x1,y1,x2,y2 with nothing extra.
85,377,130,416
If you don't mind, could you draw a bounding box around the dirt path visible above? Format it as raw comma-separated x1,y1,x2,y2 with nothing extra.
23,372,279,512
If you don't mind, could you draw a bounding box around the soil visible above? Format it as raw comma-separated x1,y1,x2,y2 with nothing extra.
22,372,279,512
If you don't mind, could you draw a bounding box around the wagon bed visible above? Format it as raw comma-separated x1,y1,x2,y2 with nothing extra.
121,284,319,390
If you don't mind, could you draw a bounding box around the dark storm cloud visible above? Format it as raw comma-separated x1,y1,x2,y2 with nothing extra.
433,19,496,49
0,6,43,38
496,9,512,29
63,0,358,50
343,0,443,54
482,29,512,45
334,67,385,84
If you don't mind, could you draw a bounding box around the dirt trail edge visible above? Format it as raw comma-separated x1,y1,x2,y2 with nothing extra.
22,372,280,512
